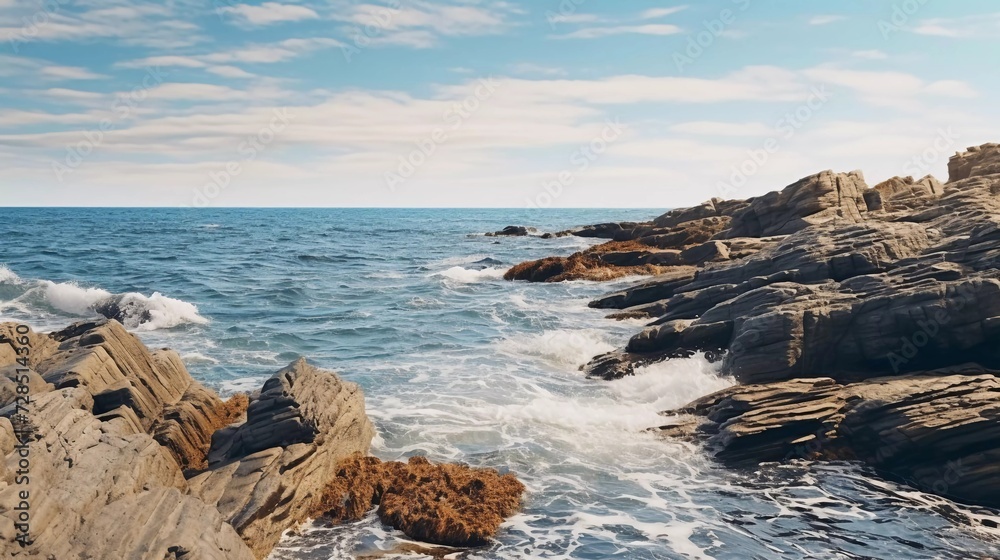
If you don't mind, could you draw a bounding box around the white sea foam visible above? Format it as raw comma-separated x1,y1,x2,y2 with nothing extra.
437,266,506,283
180,352,220,365
42,280,112,315
3,273,210,332
497,329,615,370
0,265,23,285
121,292,210,331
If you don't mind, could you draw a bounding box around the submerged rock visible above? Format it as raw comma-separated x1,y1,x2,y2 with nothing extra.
485,225,534,237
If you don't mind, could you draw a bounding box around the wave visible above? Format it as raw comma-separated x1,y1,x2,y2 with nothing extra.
0,266,208,331
497,329,616,370
437,266,506,283
0,265,24,285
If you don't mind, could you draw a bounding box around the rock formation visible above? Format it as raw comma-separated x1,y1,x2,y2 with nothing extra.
0,320,524,559
507,142,1000,513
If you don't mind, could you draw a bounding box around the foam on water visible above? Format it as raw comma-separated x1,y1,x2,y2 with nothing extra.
496,329,615,370
437,266,507,283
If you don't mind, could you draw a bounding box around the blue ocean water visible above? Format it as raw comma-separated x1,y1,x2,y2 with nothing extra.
0,208,996,560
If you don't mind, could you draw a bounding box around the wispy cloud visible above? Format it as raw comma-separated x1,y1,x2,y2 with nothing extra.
808,15,846,26
554,24,682,39
910,13,1000,37
220,2,319,26
640,7,688,20
0,1,205,48
334,0,521,48
852,50,888,60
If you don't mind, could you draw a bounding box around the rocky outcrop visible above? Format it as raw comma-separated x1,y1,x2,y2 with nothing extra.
188,358,374,558
949,143,1000,182
0,320,256,559
316,454,526,547
720,171,870,239
659,370,1000,510
1,320,522,559
506,142,1000,512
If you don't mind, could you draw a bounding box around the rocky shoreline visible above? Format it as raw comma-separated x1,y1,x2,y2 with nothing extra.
0,320,524,558
505,143,1000,527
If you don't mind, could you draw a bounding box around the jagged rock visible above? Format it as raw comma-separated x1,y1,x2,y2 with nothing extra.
0,321,258,559
316,454,525,547
721,171,870,239
589,267,698,310
659,371,1000,510
871,175,943,212
949,143,1000,182
189,358,375,558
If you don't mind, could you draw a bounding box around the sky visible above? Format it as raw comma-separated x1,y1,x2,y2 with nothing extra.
0,0,998,208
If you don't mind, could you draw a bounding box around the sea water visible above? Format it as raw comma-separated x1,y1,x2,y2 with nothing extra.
0,208,995,559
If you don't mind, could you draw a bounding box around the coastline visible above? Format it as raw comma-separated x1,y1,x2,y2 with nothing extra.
502,142,1000,530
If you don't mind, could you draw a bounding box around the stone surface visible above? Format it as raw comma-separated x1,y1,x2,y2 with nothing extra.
520,142,1000,512
659,371,1000,510
189,358,375,558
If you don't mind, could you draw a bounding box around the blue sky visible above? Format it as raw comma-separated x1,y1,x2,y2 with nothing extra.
1,0,998,207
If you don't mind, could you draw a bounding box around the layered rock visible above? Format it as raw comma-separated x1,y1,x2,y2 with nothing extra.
0,321,256,559
506,142,1000,513
659,370,1000,510
189,358,374,558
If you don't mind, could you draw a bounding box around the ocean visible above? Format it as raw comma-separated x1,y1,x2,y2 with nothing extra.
0,207,994,559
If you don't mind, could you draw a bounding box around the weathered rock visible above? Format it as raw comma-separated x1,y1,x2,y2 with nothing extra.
870,175,943,212
659,371,1000,510
949,143,1000,182
721,170,870,239
189,358,375,558
317,454,526,547
0,321,258,559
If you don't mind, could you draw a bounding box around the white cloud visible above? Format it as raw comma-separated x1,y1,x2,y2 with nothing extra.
852,50,888,60
808,15,846,26
554,24,683,39
336,0,520,48
220,2,319,26
0,1,204,48
924,80,979,99
640,7,688,20
910,13,1000,37
803,66,977,108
